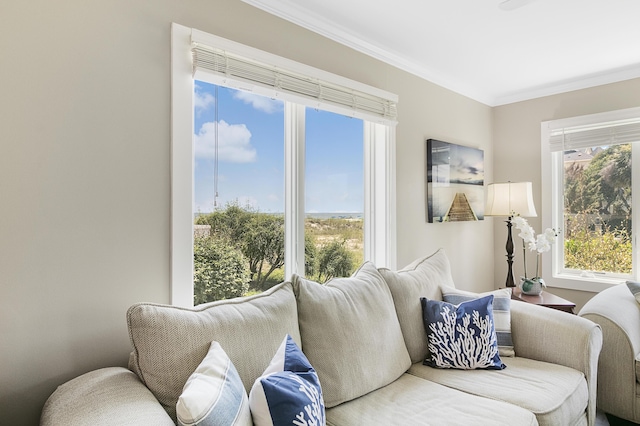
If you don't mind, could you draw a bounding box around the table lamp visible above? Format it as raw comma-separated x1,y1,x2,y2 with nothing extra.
485,181,537,287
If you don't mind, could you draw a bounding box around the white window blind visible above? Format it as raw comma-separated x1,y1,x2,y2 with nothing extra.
190,34,398,126
549,117,640,152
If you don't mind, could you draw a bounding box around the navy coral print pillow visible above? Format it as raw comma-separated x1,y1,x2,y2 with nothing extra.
249,334,325,426
421,295,505,370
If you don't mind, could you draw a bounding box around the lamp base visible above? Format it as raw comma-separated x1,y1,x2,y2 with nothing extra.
504,217,515,287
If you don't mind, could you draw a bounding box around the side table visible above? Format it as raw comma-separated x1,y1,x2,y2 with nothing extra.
510,287,576,314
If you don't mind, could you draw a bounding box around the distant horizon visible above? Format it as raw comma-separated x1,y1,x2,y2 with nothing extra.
194,211,363,219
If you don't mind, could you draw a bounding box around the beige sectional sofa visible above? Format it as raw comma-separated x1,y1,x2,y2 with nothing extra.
579,283,640,423
41,249,603,425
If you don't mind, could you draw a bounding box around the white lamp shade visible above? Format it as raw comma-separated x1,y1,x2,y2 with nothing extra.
485,182,537,217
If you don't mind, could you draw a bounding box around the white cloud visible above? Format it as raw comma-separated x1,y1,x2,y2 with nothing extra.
194,120,257,163
233,91,282,114
194,88,215,114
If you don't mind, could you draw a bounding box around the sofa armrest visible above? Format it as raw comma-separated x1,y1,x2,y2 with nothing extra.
41,367,174,426
579,284,640,422
510,300,603,426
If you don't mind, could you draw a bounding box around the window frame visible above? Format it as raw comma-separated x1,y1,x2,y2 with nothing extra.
541,107,640,293
170,23,397,307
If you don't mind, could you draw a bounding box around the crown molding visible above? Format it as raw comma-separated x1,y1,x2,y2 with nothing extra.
242,0,496,105
492,64,640,106
243,0,640,107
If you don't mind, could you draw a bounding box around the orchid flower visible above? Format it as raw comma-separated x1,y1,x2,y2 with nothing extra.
511,216,557,279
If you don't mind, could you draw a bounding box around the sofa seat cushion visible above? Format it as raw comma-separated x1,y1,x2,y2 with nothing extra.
408,357,588,426
127,282,300,422
378,249,455,364
292,262,411,408
325,373,538,426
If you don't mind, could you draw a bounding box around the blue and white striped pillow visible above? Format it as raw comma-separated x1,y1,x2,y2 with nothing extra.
249,334,325,426
441,287,515,357
176,341,252,426
627,281,640,304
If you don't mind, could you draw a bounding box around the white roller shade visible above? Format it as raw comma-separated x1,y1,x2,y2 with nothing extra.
190,31,398,125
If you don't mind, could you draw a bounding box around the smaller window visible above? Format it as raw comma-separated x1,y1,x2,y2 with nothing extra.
561,144,632,276
541,107,640,292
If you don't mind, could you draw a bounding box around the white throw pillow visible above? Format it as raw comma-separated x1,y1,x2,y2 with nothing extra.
176,341,252,426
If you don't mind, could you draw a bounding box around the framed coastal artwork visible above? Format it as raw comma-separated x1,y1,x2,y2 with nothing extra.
426,139,484,223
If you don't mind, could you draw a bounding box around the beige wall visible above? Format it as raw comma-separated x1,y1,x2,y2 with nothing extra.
0,1,495,423
493,78,640,310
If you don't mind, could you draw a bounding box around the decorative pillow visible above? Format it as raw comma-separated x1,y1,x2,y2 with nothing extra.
176,341,252,426
421,295,506,370
627,281,640,304
441,287,515,357
378,249,455,364
249,334,325,426
292,262,411,407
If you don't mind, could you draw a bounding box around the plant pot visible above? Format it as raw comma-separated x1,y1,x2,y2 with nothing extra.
520,277,545,295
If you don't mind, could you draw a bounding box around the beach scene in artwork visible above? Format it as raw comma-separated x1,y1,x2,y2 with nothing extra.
426,140,484,223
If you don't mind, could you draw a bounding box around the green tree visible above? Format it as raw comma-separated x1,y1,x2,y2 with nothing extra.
243,214,285,289
196,203,286,290
304,234,317,277
317,240,354,282
587,144,631,217
564,162,595,215
195,202,254,242
193,236,249,304
565,145,631,218
563,145,632,273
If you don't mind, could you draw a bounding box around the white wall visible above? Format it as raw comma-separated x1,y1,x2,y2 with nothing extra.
493,78,640,310
0,1,495,423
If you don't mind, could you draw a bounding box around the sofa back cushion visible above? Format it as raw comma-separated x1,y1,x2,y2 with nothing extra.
127,282,300,422
292,262,411,408
378,249,454,363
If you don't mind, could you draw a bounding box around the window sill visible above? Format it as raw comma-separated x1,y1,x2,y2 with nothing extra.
545,273,625,293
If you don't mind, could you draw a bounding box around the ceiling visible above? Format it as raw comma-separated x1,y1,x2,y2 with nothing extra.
242,0,640,106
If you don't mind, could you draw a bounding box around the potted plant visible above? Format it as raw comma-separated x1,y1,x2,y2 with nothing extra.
512,217,558,295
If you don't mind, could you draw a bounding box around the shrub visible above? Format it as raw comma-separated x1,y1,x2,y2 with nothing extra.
564,230,632,274
317,240,355,282
193,236,250,305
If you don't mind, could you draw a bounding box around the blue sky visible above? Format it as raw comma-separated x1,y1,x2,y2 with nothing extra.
194,81,364,214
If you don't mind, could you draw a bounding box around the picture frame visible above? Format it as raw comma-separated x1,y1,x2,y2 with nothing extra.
426,139,484,223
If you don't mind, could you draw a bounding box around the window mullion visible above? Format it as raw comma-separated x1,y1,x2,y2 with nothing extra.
633,143,640,280
364,122,396,269
284,103,305,279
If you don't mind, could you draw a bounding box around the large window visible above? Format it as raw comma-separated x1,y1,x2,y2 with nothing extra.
171,23,397,307
541,107,640,292
192,83,366,304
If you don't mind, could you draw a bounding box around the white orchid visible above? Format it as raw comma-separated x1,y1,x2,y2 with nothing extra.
511,217,558,279
535,234,551,253
543,228,557,244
